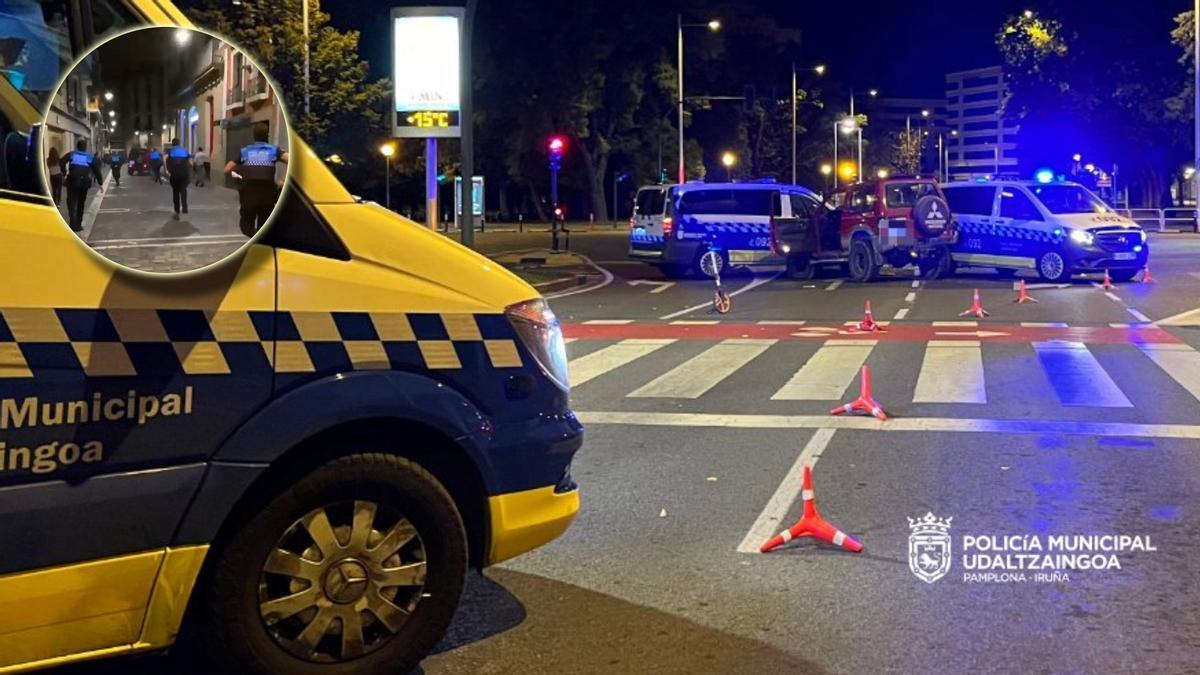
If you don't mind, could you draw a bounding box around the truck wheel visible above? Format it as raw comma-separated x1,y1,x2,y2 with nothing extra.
200,453,468,675
786,253,816,280
1037,250,1071,282
848,239,880,283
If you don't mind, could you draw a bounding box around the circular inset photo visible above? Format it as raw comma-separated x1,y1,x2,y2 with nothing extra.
41,26,292,275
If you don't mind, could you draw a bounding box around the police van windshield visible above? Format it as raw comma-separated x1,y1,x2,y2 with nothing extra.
1030,184,1111,215
678,189,773,216
0,0,134,108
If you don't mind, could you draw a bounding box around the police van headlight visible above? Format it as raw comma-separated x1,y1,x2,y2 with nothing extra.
506,299,570,391
1068,228,1094,246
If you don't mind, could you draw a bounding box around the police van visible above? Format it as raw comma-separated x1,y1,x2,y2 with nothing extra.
629,182,810,278
0,2,580,673
942,179,1148,282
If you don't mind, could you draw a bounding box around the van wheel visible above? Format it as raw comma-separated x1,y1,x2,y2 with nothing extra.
848,239,880,283
200,454,467,675
786,254,816,280
1037,250,1071,282
692,248,726,279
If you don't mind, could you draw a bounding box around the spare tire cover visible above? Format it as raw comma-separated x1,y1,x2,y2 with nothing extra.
913,195,951,236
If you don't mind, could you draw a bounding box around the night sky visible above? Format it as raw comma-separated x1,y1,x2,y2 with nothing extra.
325,0,1189,98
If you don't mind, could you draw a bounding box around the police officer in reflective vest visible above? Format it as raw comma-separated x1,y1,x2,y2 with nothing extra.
60,139,102,233
149,147,163,183
165,139,191,218
225,126,288,237
107,149,123,187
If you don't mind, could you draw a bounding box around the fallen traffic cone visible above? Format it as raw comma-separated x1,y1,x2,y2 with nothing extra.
1013,279,1039,304
759,465,863,554
1141,266,1155,284
1099,269,1115,291
852,300,884,332
958,288,990,318
830,365,888,421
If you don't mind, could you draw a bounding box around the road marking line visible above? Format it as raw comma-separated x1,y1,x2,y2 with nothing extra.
1138,343,1200,405
575,411,1200,440
90,238,246,251
543,252,615,300
825,280,843,291
583,320,634,325
771,340,876,400
932,321,977,327
904,292,917,303
628,339,775,399
658,272,780,320
1127,308,1152,323
1033,341,1131,408
1021,322,1068,328
1105,292,1122,302
893,307,910,320
1156,307,1200,327
911,280,921,289
568,339,674,386
913,341,986,403
89,233,250,244
670,320,719,325
736,428,837,554
757,320,807,325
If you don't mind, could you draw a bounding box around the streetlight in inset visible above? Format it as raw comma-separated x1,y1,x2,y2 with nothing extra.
174,28,190,45
108,110,115,118
814,64,826,76
921,109,931,118
721,151,736,182
877,168,890,179
104,91,113,101
820,163,833,194
835,116,862,187
379,142,396,209
868,89,879,97
677,14,722,184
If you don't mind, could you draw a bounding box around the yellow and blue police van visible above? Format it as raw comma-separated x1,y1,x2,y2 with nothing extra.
0,1,581,673
942,179,1148,283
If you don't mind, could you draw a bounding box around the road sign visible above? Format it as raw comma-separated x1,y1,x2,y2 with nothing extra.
391,7,463,139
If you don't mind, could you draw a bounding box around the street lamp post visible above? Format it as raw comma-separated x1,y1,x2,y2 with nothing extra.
792,63,825,184
820,163,832,196
721,151,736,182
379,142,395,210
677,15,721,184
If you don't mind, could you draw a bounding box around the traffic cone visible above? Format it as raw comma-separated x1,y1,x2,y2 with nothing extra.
830,365,888,421
1099,269,1115,291
958,288,990,318
1141,266,1155,284
853,300,884,332
1013,279,1039,304
759,465,863,554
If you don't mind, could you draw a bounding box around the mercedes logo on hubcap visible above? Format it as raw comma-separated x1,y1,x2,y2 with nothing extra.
324,559,370,604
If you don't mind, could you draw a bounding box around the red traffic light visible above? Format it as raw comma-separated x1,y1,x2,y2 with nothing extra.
548,136,566,153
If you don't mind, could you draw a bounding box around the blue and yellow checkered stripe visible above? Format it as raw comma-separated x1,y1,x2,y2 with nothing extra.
680,218,770,235
0,308,524,379
957,220,1064,244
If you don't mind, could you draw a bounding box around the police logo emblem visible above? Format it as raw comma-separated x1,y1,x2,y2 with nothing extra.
907,512,952,583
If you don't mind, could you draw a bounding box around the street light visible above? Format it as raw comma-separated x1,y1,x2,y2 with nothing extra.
877,168,890,179
677,14,722,184
921,109,930,118
792,61,826,183
868,89,879,97
104,91,113,101
379,142,396,209
820,163,833,195
814,64,826,76
108,110,115,118
834,117,862,186
721,151,736,182
174,28,190,45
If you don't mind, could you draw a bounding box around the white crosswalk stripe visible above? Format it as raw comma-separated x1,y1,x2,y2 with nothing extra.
568,339,675,386
913,340,987,404
771,340,877,401
629,339,776,399
1032,341,1131,408
1138,343,1200,405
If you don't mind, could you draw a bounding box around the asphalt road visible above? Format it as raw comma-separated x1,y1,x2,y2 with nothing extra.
428,228,1200,673
62,229,1200,673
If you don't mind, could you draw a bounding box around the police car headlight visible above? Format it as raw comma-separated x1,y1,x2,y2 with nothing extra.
506,298,570,391
1068,229,1094,246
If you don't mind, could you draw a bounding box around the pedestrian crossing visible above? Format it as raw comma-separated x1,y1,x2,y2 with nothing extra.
566,337,1200,410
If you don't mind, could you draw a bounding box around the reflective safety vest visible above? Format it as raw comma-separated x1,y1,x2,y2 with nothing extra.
109,154,122,166
239,142,280,184
167,146,190,174
149,151,162,162
66,151,96,187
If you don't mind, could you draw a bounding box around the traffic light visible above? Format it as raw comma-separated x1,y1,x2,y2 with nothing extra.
548,135,566,171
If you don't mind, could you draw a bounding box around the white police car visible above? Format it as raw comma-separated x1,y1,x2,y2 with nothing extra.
942,179,1148,282
628,182,811,278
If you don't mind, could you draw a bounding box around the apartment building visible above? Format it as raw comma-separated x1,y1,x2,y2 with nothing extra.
944,66,1019,180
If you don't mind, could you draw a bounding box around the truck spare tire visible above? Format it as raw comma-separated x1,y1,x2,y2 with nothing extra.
912,195,951,236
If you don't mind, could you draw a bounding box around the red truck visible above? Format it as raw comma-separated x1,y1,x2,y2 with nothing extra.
771,176,957,281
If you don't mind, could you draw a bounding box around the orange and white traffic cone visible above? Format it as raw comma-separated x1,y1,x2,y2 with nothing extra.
1013,279,1039,304
1141,266,1155,284
759,465,863,554
853,300,884,332
958,288,990,318
1099,269,1116,291
831,365,888,421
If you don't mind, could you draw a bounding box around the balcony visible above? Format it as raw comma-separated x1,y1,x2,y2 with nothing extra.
226,84,244,111
246,72,269,103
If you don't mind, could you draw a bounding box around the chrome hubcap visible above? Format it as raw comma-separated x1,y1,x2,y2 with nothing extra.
259,500,427,662
1041,252,1065,280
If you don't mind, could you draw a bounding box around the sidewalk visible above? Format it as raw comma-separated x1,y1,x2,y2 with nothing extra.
55,165,111,239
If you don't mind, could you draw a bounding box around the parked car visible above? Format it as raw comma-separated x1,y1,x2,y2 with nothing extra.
127,147,150,175
942,179,1148,282
771,176,957,281
629,181,812,278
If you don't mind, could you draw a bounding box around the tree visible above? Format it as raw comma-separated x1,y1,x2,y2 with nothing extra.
180,0,389,158
891,127,924,176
